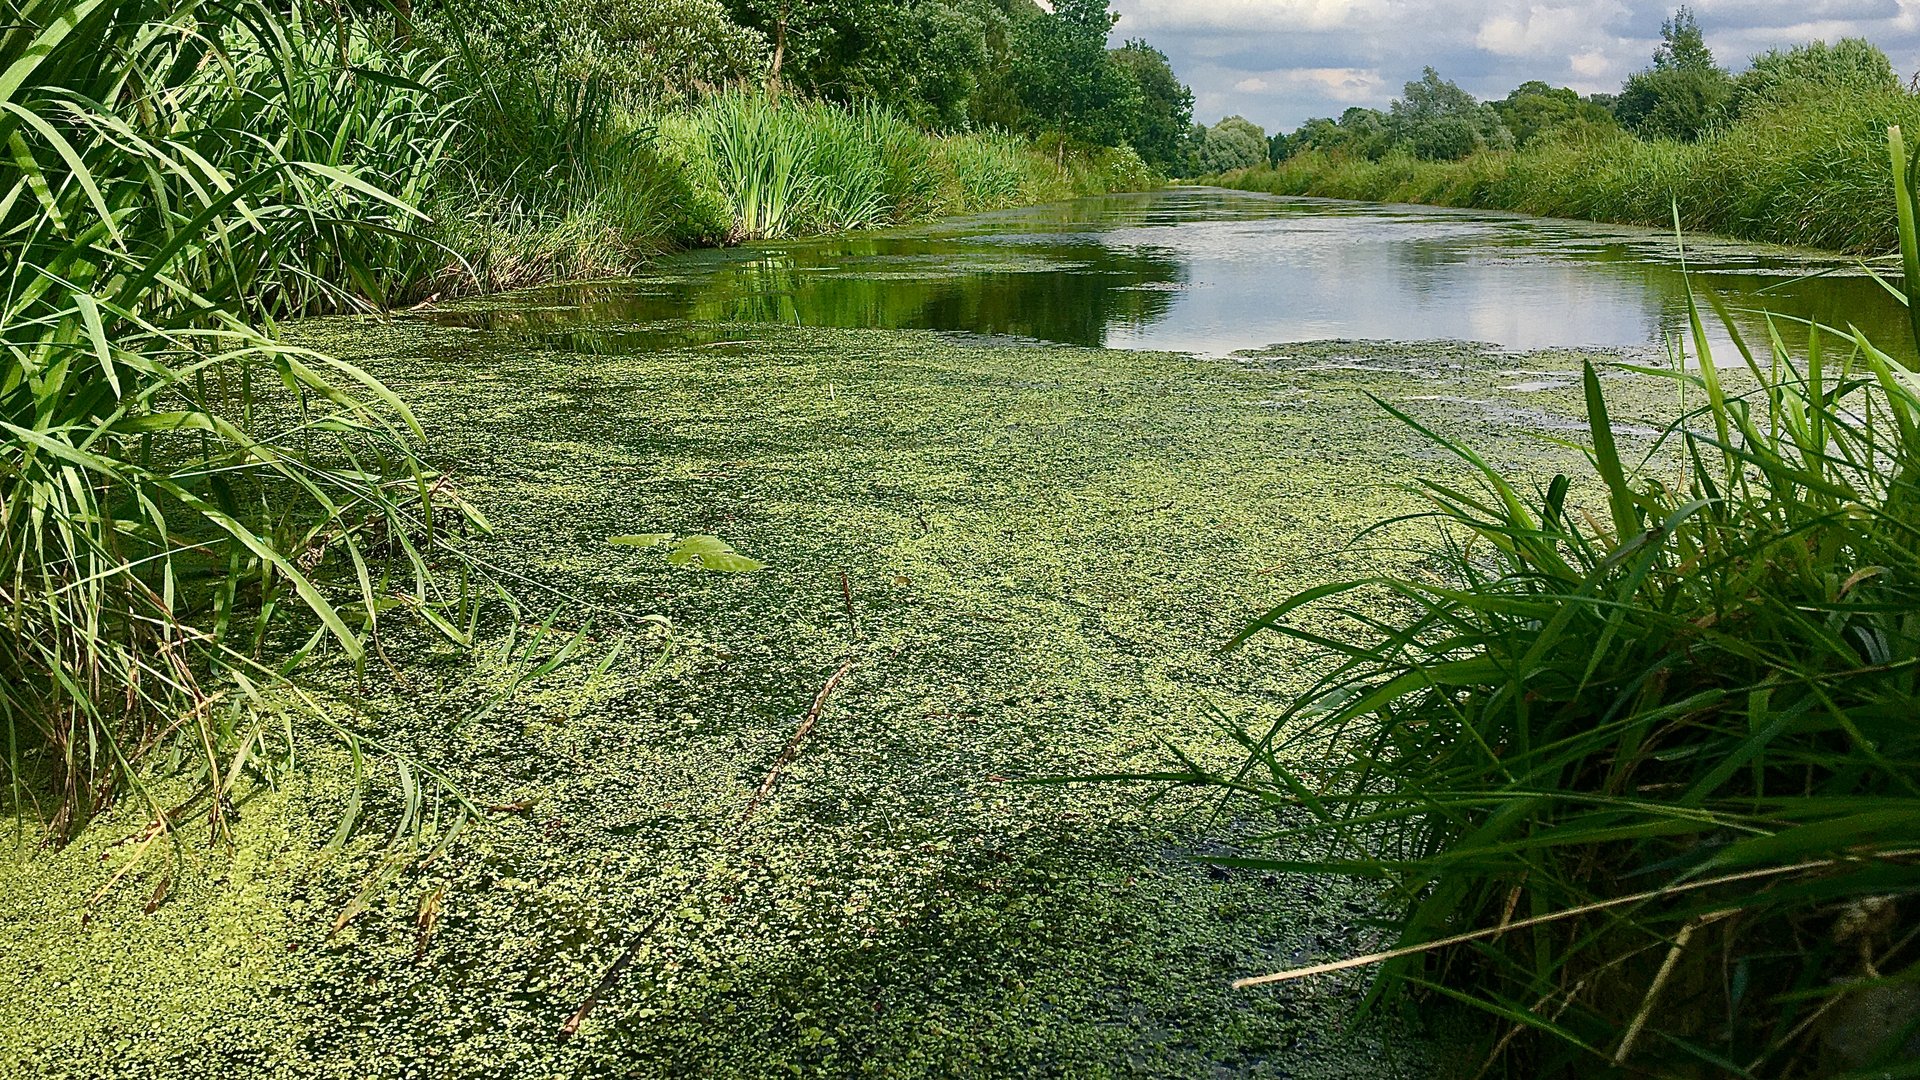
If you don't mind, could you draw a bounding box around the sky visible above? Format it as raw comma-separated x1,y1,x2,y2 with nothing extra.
1107,0,1920,133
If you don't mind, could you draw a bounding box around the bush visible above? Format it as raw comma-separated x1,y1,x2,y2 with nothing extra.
1193,115,1268,173
1616,7,1734,141
421,0,767,105
1730,38,1898,119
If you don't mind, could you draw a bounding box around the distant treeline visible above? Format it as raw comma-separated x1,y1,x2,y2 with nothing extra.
1189,6,1902,174
1190,6,1916,253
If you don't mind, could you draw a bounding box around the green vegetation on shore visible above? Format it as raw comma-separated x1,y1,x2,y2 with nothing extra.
1198,7,1916,253
1188,138,1920,1073
1205,93,1912,253
414,0,1184,291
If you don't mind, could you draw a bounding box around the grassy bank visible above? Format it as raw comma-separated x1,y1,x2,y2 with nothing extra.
436,92,1159,294
1,316,1691,1074
1208,92,1918,254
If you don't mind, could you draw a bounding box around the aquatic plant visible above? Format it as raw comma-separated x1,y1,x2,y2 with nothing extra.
1206,137,1920,1071
1,0,475,836
700,90,814,240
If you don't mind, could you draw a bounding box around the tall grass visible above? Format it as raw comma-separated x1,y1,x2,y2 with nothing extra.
1211,92,1919,254
1203,136,1920,1073
2,0,475,838
688,92,1155,242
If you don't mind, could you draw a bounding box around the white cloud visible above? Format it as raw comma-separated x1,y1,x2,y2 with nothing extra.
1569,48,1613,79
1109,0,1920,130
1118,0,1395,34
1296,67,1392,103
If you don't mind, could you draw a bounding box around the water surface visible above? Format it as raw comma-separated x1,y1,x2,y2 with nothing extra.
431,188,1910,361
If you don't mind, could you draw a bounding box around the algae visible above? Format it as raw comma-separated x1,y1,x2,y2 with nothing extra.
2,320,1686,1077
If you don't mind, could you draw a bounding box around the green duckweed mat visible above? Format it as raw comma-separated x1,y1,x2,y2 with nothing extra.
3,321,1681,1078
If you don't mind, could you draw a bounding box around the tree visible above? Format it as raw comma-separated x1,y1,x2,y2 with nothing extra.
1653,5,1713,71
1387,68,1512,160
1615,6,1733,140
1008,0,1140,148
866,2,1005,129
1111,39,1194,171
1493,81,1621,147
1729,38,1897,118
1337,106,1393,159
1192,115,1266,173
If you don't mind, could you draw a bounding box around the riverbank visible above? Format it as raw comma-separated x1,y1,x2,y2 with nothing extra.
432,94,1160,296
1205,93,1918,255
1,318,1691,1076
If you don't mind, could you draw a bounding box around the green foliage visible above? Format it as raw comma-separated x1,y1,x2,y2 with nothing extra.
1192,115,1268,174
724,0,1021,134
1731,38,1898,119
1493,81,1621,148
1206,134,1920,1074
1111,39,1194,172
1617,64,1733,141
421,0,768,105
1654,4,1714,70
1220,85,1920,255
701,91,816,238
1,0,477,833
1008,0,1140,148
877,1,1002,130
1617,7,1733,140
1387,67,1512,160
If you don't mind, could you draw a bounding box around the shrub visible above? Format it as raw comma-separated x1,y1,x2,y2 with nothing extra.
1730,38,1899,119
420,0,767,106
1194,115,1269,174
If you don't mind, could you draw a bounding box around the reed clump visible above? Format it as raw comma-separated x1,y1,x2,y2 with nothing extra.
1,0,477,837
1204,135,1920,1073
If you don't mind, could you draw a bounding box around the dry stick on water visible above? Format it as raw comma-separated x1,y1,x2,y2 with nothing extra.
743,656,857,823
558,653,863,1042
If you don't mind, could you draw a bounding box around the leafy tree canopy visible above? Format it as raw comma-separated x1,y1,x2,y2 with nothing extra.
1616,6,1732,140
1388,67,1512,159
1493,81,1620,147
1192,114,1266,173
1008,0,1140,147
1111,38,1194,171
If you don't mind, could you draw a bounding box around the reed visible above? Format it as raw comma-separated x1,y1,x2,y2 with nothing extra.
1,0,475,838
1203,136,1920,1072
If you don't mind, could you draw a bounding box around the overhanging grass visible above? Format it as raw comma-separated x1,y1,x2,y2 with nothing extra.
1,0,477,838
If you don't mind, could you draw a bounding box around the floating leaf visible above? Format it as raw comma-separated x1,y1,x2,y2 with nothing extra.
666,535,766,572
